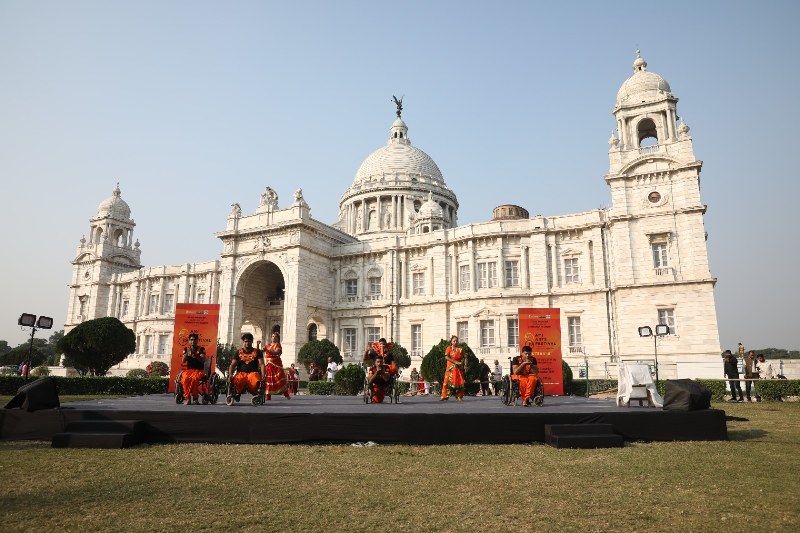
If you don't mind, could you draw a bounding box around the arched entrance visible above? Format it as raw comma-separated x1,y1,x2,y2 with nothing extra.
235,260,285,346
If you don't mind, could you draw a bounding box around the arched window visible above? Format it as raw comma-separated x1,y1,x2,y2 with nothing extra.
637,118,658,146
308,323,318,341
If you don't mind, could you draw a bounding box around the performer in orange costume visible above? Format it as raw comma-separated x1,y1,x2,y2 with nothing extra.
181,333,206,405
441,335,465,401
263,332,290,400
228,332,265,397
363,338,397,375
367,355,391,403
513,345,539,407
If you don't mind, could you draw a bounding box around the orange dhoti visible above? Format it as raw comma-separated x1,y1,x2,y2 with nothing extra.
370,380,388,403
181,369,205,399
518,374,539,404
264,357,289,399
232,371,261,395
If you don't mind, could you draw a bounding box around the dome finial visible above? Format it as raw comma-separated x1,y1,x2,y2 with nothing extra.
633,50,647,72
113,182,121,197
392,95,403,118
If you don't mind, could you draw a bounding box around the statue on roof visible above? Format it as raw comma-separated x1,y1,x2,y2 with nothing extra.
392,95,403,118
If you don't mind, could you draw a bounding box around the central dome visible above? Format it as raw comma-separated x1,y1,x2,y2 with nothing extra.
353,118,444,184
616,51,672,108
95,183,131,220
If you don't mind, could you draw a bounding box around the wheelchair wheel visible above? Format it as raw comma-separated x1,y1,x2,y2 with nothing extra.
499,376,511,406
174,380,185,404
533,380,544,407
392,380,401,404
209,374,220,405
251,395,261,406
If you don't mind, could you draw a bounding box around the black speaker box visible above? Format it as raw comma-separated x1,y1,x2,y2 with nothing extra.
4,377,60,411
663,379,711,411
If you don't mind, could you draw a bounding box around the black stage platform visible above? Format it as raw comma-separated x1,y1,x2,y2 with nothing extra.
0,394,728,445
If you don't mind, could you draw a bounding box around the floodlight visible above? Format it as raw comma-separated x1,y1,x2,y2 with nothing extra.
638,326,652,337
655,324,670,336
18,313,36,327
37,316,54,329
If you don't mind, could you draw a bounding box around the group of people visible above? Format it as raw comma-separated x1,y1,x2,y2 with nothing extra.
179,331,293,406
723,344,778,402
364,338,398,403
307,357,339,382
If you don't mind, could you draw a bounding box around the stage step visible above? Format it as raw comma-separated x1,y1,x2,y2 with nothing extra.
52,420,145,449
544,423,624,449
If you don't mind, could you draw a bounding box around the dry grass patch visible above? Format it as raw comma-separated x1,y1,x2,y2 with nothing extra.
0,402,798,532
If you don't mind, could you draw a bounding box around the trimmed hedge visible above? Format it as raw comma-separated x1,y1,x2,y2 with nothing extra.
307,381,338,395
0,375,168,396
569,379,618,397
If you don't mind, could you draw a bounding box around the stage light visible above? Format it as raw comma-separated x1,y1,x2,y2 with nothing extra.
36,316,53,329
18,313,36,327
638,323,670,386
638,326,652,337
655,324,670,336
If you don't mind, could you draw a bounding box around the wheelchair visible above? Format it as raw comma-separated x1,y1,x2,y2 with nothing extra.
362,369,400,404
174,368,221,405
499,375,543,407
225,372,266,406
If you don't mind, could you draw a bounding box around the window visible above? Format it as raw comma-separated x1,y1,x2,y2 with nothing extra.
477,262,497,288
162,294,174,314
459,265,470,291
480,320,495,348
121,299,129,318
412,272,425,295
652,243,668,268
365,327,381,344
507,318,519,347
308,324,318,341
564,258,580,284
144,335,153,354
197,292,206,304
78,296,87,318
344,279,358,300
505,260,519,287
568,317,582,351
148,294,159,314
343,328,357,356
158,335,170,355
368,276,381,298
457,321,469,345
658,309,677,335
411,324,422,355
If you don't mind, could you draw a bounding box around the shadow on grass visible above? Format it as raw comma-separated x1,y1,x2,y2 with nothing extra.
728,428,768,441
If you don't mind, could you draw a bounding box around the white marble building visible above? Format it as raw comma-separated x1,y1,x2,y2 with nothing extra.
65,52,721,378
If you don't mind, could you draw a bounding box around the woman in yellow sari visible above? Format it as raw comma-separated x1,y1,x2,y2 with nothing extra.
440,335,465,401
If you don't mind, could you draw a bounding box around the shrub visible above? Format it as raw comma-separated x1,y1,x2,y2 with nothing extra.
145,361,169,377
0,376,168,396
569,379,618,396
334,364,366,395
298,340,342,374
57,317,136,376
31,364,50,377
389,342,411,369
754,379,800,401
562,360,573,395
308,381,337,395
127,369,148,379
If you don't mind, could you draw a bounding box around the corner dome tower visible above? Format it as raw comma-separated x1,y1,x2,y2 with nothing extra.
615,50,673,108
338,99,458,237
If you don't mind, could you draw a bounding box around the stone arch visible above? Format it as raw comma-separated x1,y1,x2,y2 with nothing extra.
234,259,286,345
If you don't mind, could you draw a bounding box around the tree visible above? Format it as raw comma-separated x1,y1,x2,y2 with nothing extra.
297,339,342,372
420,339,479,385
57,317,136,376
389,342,411,369
47,330,65,365
216,343,239,377
333,364,366,395
0,345,46,368
0,340,11,356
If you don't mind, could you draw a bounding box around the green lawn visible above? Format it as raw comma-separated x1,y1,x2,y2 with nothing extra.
1,402,798,532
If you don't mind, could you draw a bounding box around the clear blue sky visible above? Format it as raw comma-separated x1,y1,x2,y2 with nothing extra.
1,1,798,351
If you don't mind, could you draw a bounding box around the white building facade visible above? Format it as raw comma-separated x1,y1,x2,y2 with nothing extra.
65,52,721,379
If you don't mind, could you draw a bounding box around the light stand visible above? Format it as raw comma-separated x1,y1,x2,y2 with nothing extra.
18,313,53,380
638,324,670,387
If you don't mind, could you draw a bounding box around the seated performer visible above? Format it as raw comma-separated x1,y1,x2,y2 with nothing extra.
228,332,266,399
363,338,396,375
367,355,391,403
181,333,206,405
263,332,290,400
513,345,539,407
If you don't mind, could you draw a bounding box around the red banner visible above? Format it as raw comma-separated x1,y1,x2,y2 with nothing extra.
518,308,563,396
168,303,221,392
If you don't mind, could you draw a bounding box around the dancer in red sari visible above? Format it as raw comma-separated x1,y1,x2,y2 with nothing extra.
441,335,466,401
263,332,290,400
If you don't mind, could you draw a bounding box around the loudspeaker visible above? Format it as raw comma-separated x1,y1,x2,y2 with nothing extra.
663,379,711,411
4,377,60,411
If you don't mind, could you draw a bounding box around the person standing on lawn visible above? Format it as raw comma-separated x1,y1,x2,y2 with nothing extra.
723,350,743,402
